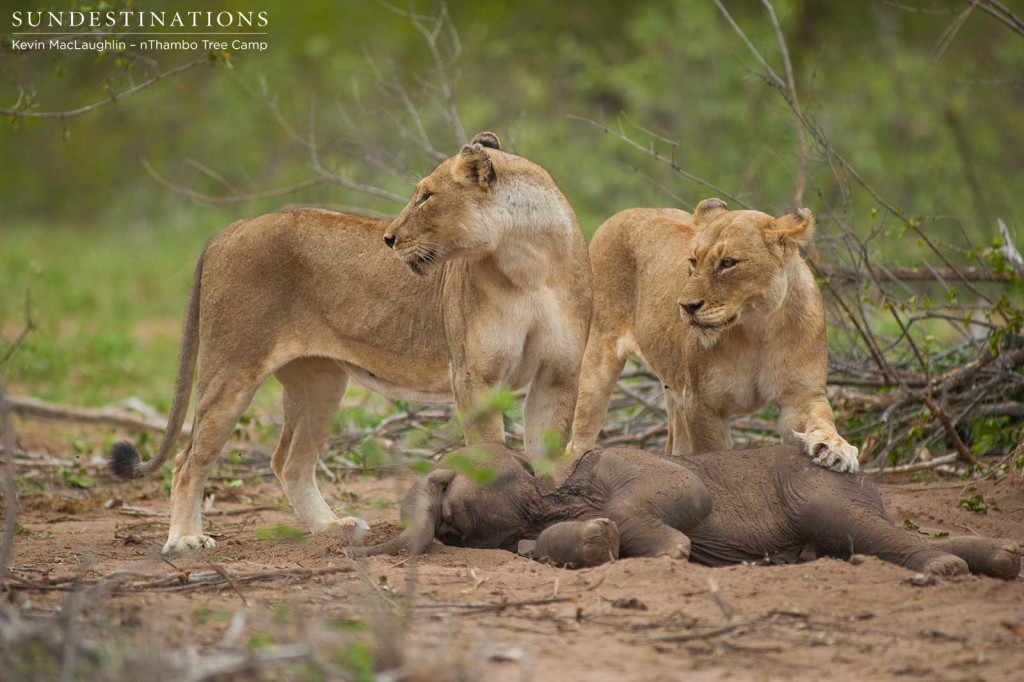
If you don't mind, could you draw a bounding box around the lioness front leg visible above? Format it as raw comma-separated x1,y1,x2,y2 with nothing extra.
680,397,731,455
452,368,507,447
780,396,859,473
525,362,580,460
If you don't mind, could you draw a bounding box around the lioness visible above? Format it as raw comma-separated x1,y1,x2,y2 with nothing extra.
109,132,592,554
568,199,859,472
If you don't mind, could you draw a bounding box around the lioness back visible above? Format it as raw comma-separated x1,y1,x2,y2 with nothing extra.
199,208,451,389
588,208,697,370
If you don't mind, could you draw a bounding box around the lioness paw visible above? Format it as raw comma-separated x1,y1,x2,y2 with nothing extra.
793,430,860,473
162,534,217,555
322,516,370,545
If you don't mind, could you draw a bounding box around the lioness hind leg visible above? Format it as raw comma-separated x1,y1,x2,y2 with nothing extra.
929,536,1021,580
272,358,366,540
165,372,260,554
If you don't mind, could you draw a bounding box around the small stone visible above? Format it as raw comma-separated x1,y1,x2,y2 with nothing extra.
849,554,867,565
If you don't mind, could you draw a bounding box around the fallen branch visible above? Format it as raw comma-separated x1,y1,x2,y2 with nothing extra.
863,453,959,476
8,394,179,434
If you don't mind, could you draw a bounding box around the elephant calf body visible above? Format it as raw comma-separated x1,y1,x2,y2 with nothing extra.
360,444,1020,580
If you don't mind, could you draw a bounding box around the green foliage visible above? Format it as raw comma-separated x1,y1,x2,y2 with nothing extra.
58,464,94,489
328,618,367,632
902,519,919,531
337,640,376,682
254,524,306,542
969,416,1017,457
959,488,988,513
245,632,273,649
444,445,497,485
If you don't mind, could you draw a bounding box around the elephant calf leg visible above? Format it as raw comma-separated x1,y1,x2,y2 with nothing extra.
929,537,1021,580
801,503,970,576
524,519,621,568
614,516,692,560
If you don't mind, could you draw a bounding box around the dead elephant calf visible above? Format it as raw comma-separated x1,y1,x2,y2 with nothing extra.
353,444,1020,579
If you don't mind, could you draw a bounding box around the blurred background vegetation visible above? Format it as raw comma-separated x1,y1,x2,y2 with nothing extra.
1,0,1021,430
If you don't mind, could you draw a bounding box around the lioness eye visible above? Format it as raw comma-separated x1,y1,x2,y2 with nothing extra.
688,257,697,268
416,190,433,206
719,257,738,270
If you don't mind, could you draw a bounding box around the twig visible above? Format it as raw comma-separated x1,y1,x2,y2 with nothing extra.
760,0,807,206
209,563,250,606
708,577,736,621
566,114,752,209
815,263,1014,283
651,620,746,643
414,596,571,614
1,58,209,120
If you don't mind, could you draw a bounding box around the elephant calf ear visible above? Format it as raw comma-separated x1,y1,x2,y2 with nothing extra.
694,198,728,224
454,143,497,189
771,208,815,248
469,131,501,150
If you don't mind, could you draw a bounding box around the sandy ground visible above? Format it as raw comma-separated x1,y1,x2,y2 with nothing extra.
3,425,1024,681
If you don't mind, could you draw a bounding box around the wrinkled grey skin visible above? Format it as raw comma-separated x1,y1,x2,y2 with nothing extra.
357,444,1021,579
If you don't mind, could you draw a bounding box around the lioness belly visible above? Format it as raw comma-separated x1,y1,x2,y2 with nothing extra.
343,362,452,405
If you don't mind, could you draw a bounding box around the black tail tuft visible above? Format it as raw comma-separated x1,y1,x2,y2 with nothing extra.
108,441,145,479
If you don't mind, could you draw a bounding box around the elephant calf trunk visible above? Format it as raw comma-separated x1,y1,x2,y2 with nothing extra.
345,469,456,558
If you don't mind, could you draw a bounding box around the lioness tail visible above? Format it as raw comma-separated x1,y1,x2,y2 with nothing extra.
107,250,205,480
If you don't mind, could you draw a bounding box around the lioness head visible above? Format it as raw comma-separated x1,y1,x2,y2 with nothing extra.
383,131,505,275
678,198,815,345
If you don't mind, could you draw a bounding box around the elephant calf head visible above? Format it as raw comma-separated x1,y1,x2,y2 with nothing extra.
354,444,543,557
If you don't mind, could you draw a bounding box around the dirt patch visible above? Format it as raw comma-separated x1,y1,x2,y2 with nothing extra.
4,453,1023,681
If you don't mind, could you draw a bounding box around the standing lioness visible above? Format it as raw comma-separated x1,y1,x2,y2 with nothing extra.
569,199,858,473
109,132,592,554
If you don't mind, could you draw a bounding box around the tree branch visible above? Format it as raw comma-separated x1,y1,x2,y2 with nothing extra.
0,58,210,120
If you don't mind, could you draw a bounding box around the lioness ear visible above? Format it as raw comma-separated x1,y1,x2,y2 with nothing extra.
772,208,815,248
694,198,728,224
469,131,501,150
453,143,496,189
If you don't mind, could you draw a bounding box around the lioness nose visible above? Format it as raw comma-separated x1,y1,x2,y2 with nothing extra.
681,300,704,315
383,234,396,249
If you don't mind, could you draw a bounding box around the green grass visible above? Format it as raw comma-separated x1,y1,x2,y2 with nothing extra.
1,210,225,409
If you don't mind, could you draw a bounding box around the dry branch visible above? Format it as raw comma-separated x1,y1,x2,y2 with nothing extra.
863,453,958,476
8,394,182,435
6,393,273,458
1,290,34,581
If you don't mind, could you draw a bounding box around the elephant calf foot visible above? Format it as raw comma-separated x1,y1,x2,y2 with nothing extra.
529,518,621,568
930,537,1021,580
921,553,970,577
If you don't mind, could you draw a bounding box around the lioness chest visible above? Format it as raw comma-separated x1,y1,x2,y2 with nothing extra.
469,283,581,390
690,331,794,415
